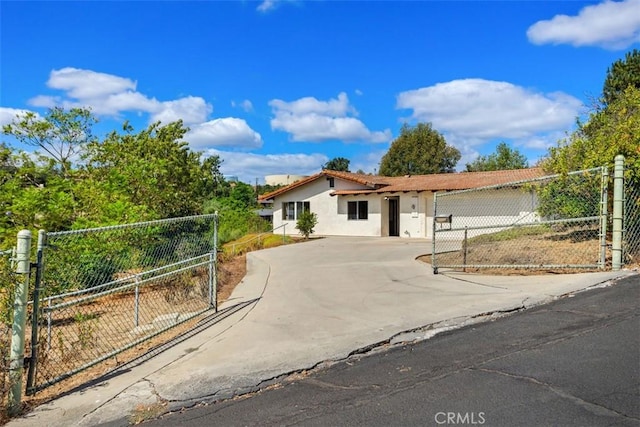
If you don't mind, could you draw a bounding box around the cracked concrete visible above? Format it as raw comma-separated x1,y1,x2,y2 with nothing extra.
7,237,636,427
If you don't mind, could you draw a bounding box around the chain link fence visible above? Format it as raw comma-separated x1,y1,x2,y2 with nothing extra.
625,176,640,265
432,167,609,273
26,214,218,394
0,250,17,415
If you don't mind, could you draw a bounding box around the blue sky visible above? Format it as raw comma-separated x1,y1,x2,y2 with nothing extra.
1,0,639,183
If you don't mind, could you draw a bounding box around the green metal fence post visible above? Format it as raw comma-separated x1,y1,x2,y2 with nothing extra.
431,192,438,274
26,230,46,395
213,211,218,312
9,230,32,415
612,155,625,270
599,167,609,269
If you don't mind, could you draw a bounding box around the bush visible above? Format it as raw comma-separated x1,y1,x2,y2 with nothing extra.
296,211,318,239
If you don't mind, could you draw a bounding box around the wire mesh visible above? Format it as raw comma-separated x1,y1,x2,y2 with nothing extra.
432,168,608,273
0,252,16,413
28,214,218,393
625,176,640,265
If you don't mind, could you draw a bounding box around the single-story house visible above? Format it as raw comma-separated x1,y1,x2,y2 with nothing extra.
258,168,546,239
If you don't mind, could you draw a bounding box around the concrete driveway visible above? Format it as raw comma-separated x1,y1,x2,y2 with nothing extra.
9,237,634,426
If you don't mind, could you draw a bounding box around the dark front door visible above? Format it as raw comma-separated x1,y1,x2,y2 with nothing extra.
389,198,399,237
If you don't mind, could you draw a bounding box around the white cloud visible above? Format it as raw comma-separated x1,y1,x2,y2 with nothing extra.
150,96,212,126
206,149,327,183
28,67,212,125
257,0,296,13
269,92,392,143
0,107,39,127
257,0,277,12
527,0,640,49
397,79,582,148
270,92,355,117
47,67,137,99
186,118,263,149
231,99,254,113
22,68,264,150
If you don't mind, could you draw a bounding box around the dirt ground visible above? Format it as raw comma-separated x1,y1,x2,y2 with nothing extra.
421,229,612,275
16,254,248,420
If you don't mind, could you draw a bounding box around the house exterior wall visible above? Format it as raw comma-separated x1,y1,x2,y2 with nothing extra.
272,177,380,237
270,180,539,239
430,188,539,239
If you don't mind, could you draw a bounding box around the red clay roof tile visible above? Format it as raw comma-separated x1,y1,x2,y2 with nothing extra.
258,168,545,200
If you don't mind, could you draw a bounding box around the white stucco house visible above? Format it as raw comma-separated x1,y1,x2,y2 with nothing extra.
258,168,545,239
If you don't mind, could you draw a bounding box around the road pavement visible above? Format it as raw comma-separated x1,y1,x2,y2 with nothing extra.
7,237,636,427
147,274,640,427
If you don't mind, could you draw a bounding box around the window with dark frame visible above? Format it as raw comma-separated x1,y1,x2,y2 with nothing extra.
347,200,368,220
328,177,335,188
282,201,310,220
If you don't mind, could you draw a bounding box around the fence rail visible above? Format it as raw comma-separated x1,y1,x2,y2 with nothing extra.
625,175,640,264
26,213,219,394
431,162,636,274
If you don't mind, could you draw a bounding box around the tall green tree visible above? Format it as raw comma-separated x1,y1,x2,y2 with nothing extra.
2,107,97,177
379,123,460,176
323,157,350,172
603,49,640,106
83,120,223,219
466,142,528,172
543,86,640,178
0,145,79,243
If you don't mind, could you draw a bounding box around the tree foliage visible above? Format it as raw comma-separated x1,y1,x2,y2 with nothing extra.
323,157,350,172
0,108,235,246
543,53,640,258
3,107,97,176
296,210,318,239
465,142,528,172
603,49,640,106
83,120,223,220
379,123,460,176
543,86,640,180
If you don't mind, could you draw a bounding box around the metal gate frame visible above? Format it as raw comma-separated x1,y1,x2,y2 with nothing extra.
26,213,219,394
431,167,612,274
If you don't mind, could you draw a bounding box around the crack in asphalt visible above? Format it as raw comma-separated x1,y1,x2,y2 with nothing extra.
473,367,639,421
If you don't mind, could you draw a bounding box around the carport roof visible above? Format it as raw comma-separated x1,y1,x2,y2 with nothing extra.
259,168,546,200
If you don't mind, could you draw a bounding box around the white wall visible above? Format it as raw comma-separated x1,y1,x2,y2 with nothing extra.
431,188,540,239
272,184,539,240
272,177,379,237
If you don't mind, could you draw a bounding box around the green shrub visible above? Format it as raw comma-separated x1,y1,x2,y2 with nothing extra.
296,211,318,239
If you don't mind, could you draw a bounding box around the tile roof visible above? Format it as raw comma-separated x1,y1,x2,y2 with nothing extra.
258,168,545,200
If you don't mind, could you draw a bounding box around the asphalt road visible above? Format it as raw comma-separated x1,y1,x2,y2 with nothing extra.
146,274,640,427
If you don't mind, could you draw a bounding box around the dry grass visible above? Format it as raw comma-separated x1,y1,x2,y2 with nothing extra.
423,226,610,275
0,252,250,423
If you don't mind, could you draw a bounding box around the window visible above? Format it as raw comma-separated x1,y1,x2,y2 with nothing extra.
296,201,310,215
348,201,368,220
282,202,295,220
282,201,310,220
328,177,335,188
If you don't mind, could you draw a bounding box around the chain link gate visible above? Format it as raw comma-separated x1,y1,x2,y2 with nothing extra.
0,248,17,409
431,167,610,274
624,173,640,265
26,214,219,394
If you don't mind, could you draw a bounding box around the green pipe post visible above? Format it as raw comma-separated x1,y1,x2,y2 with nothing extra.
612,155,624,270
9,230,32,415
